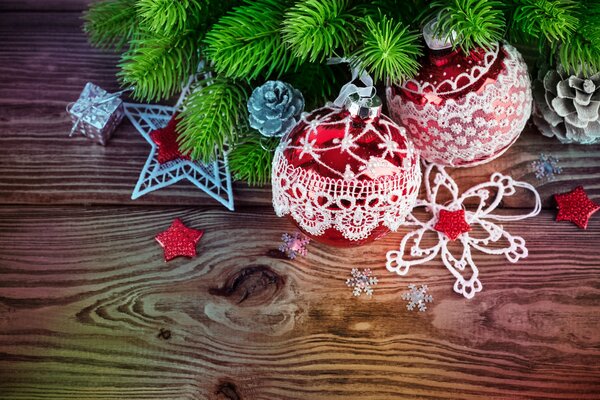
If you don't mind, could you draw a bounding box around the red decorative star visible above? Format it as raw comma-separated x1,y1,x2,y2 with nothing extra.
155,218,204,262
149,114,190,164
434,209,471,240
554,186,600,229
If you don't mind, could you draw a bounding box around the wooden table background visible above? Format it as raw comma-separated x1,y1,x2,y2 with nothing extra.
1,2,599,399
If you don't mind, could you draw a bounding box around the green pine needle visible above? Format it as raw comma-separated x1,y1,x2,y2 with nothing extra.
352,15,422,84
84,0,138,50
204,0,297,80
118,32,199,102
136,0,201,35
282,0,359,62
228,135,278,186
557,1,600,76
177,78,249,162
431,0,506,52
511,0,579,43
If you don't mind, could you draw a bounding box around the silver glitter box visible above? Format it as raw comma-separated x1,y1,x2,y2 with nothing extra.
68,82,125,145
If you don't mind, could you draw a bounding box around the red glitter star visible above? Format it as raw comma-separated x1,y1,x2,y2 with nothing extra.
434,209,471,240
149,114,190,164
554,186,600,229
155,218,204,262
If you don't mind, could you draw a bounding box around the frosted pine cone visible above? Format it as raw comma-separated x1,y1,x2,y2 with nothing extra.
533,65,600,144
248,81,304,138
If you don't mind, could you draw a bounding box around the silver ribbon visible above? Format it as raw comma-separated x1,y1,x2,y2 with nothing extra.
328,57,376,107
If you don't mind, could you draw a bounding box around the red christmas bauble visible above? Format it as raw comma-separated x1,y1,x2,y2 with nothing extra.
271,95,421,247
386,42,532,167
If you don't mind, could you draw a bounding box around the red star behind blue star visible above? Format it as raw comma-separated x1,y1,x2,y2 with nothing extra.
155,218,204,262
149,114,190,164
554,186,600,229
434,209,471,241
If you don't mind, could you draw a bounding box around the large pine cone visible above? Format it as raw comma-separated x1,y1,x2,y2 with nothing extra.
533,66,600,144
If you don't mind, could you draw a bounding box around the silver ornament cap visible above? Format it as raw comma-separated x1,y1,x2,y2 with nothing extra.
345,92,382,120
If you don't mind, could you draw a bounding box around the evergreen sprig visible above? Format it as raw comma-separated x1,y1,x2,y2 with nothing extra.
432,0,506,52
228,134,278,186
352,15,422,84
557,1,600,75
136,0,202,35
282,0,359,63
510,0,579,43
118,31,199,101
204,0,296,80
177,78,249,162
84,0,139,50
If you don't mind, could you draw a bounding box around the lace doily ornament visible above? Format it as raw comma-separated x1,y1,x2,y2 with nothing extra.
386,42,532,167
271,94,421,247
386,163,541,299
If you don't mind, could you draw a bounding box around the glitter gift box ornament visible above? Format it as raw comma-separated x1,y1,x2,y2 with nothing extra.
67,82,126,145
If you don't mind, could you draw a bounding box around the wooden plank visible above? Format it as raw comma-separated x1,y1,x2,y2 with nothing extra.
0,1,90,12
1,13,599,209
0,205,599,399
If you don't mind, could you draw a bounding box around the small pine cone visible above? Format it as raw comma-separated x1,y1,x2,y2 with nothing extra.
533,65,600,144
248,81,304,138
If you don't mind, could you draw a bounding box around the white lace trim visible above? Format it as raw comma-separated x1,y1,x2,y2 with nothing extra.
402,44,500,95
387,43,532,167
386,163,541,299
272,106,422,241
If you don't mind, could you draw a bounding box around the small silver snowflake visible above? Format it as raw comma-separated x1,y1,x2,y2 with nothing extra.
346,268,378,297
279,232,310,259
402,284,433,312
531,153,562,180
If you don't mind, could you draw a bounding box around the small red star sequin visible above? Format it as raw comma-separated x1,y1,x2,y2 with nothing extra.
434,209,471,240
149,114,190,164
554,186,600,229
155,218,204,262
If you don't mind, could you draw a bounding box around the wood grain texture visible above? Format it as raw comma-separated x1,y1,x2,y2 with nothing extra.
1,7,600,400
0,206,599,400
0,13,599,209
0,0,90,11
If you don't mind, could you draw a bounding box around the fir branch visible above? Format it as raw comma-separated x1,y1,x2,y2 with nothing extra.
84,0,138,50
559,25,600,75
352,15,422,84
136,0,202,35
177,78,249,162
431,0,506,52
204,0,296,80
557,0,600,75
510,0,578,43
282,0,359,63
118,31,199,101
228,134,278,186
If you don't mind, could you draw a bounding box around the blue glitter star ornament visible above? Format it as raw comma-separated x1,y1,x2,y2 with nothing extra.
124,102,234,210
531,153,562,181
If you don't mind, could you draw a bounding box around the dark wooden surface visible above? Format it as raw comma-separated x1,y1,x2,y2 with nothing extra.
0,5,599,400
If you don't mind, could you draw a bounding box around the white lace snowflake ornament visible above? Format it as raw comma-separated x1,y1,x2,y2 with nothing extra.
386,163,541,299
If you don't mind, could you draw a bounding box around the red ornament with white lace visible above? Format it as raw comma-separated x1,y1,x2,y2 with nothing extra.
271,94,421,247
386,20,532,167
